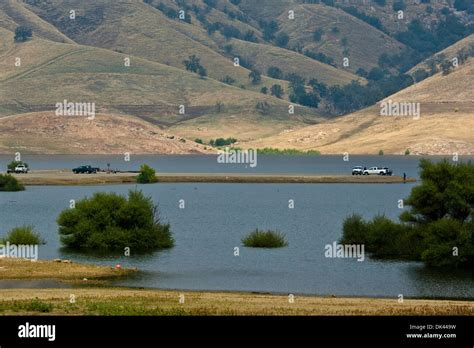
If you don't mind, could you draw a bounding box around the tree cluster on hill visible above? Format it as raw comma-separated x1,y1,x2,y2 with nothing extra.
258,19,279,41
183,55,207,77
397,16,473,55
287,73,321,108
14,26,33,42
209,137,237,147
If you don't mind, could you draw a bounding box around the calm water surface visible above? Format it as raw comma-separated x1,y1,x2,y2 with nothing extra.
1,154,471,178
1,158,473,298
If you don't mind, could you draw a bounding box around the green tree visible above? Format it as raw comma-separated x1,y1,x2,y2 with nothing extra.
137,164,157,184
248,70,261,85
313,28,324,42
342,160,474,268
270,84,284,98
275,32,289,47
401,159,474,223
267,66,283,79
14,26,32,42
183,55,202,73
198,65,207,77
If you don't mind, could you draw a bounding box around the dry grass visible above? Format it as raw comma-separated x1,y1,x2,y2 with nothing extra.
409,34,474,75
0,288,472,316
0,112,213,154
0,0,75,44
243,60,474,155
0,258,136,281
228,38,364,86
277,4,405,73
22,0,284,93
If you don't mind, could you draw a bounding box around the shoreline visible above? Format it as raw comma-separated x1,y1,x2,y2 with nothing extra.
9,170,416,185
0,258,472,315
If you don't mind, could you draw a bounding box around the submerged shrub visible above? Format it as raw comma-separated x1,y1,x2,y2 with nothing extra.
57,190,173,252
0,225,44,245
242,229,288,248
0,174,24,192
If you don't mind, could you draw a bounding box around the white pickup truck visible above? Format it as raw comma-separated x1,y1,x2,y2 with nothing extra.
7,164,29,174
363,166,390,175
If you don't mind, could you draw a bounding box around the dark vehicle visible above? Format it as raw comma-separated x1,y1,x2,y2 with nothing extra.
382,167,393,176
72,165,100,174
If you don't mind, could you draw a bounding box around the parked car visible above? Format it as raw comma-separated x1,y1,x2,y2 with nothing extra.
352,166,364,175
363,166,389,175
382,167,393,176
72,165,100,174
7,164,29,174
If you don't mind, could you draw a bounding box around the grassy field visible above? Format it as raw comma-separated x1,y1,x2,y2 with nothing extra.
0,258,136,281
1,288,473,316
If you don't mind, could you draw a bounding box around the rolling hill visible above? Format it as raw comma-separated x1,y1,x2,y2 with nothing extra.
243,58,474,155
409,34,474,75
0,0,471,154
276,4,406,73
226,38,364,86
0,0,74,44
0,112,213,154
0,25,321,151
21,0,284,92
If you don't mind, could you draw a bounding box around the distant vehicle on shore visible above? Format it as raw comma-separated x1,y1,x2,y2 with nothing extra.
363,167,392,176
352,166,364,175
72,165,100,174
7,164,29,174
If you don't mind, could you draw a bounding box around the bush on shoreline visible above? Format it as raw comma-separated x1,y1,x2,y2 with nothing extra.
57,190,173,252
242,229,288,248
341,160,474,268
0,225,45,245
136,164,157,184
0,174,25,192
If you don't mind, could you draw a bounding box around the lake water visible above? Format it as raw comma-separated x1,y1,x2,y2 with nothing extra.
1,154,471,177
0,155,473,298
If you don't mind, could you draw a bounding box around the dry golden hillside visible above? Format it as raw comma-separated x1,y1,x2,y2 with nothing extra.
277,4,405,72
227,38,363,86
243,59,474,155
409,34,474,75
0,0,74,43
0,112,213,155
